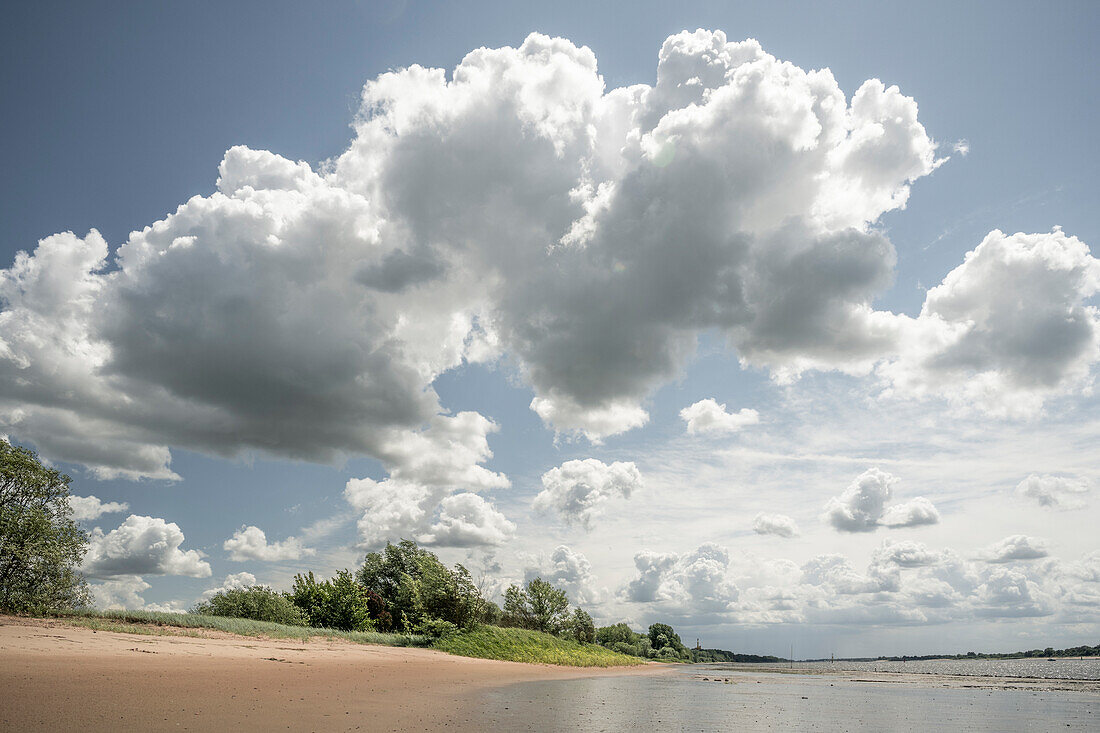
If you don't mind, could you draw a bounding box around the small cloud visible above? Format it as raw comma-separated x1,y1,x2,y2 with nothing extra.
224,526,315,563
952,139,969,156
1015,474,1089,509
752,512,800,538
200,572,259,601
824,468,940,533
69,494,129,521
881,497,940,528
980,535,1049,564
680,399,760,435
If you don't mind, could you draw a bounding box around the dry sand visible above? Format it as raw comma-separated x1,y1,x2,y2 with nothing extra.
0,616,666,731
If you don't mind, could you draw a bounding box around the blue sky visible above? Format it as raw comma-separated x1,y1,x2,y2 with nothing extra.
1,1,1097,657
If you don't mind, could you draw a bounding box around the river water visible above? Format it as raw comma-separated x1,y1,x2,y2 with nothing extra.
475,660,1099,731
748,657,1100,680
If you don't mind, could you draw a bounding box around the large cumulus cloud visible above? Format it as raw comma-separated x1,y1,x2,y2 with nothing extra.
0,30,1095,481
81,514,211,579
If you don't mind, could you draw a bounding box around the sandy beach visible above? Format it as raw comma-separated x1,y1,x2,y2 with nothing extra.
0,616,666,731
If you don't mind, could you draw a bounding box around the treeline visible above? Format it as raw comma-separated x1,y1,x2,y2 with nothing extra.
196,539,772,664
808,644,1100,663
592,621,782,663
194,539,597,642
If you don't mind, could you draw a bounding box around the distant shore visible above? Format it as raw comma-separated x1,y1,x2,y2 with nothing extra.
0,616,667,732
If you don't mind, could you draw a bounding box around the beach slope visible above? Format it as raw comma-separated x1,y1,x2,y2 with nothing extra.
0,616,662,731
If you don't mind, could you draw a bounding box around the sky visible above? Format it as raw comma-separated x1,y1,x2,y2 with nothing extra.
1,1,1098,658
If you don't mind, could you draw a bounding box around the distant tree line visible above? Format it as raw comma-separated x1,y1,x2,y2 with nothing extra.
807,644,1100,663
592,620,782,663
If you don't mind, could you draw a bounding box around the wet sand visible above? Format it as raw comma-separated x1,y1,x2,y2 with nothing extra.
0,616,666,732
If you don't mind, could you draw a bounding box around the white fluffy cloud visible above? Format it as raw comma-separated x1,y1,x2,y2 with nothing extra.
421,493,516,547
342,411,513,548
524,545,602,606
88,576,151,610
533,459,642,528
622,543,739,617
1015,473,1090,509
200,572,258,601
0,31,1093,486
81,515,211,579
752,512,800,538
823,468,940,532
0,29,965,477
980,535,1050,564
880,496,941,528
223,526,314,563
680,399,759,434
882,228,1100,416
68,494,129,521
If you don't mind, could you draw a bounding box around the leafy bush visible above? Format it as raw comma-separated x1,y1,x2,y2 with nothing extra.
289,569,378,631
414,618,459,639
191,586,308,626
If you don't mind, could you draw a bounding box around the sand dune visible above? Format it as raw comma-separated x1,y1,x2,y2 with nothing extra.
0,616,664,731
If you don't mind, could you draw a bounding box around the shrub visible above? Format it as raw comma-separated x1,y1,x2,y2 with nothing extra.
414,618,459,639
289,569,377,631
190,586,308,626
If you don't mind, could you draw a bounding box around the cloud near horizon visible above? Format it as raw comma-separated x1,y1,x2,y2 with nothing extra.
0,30,1093,485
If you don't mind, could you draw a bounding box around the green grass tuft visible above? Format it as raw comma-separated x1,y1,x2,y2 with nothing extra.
432,625,647,667
48,608,428,647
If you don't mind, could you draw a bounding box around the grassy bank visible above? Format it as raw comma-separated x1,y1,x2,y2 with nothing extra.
433,625,647,667
47,609,427,646
38,611,644,667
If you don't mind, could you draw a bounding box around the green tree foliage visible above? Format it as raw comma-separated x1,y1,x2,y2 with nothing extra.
0,440,90,614
289,569,378,631
569,607,596,644
191,586,309,626
356,540,484,631
595,622,638,647
502,577,570,634
648,622,683,651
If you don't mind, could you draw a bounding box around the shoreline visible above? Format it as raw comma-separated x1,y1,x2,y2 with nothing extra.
0,616,669,731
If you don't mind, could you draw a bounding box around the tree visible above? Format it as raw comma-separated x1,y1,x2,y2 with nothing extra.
357,540,485,631
648,622,683,651
0,440,90,614
502,577,570,634
289,570,378,631
191,586,309,626
596,622,638,646
569,608,596,644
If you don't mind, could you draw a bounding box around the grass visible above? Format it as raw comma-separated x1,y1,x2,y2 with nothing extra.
38,611,644,667
47,608,428,647
433,625,647,667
